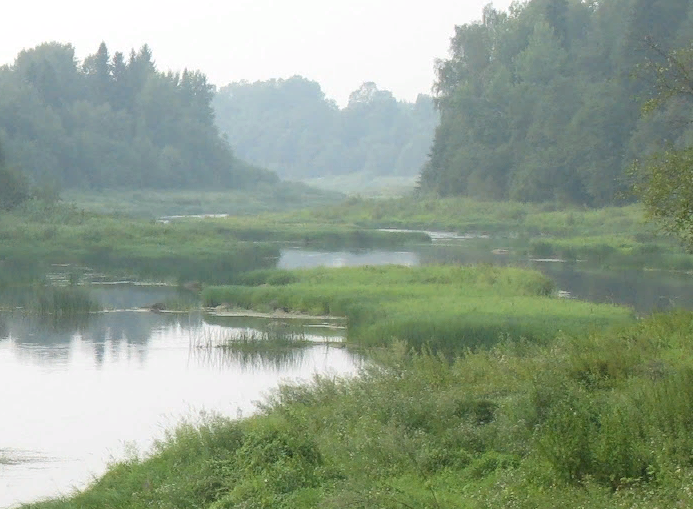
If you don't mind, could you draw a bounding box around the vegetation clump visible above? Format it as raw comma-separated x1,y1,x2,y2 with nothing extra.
203,265,632,354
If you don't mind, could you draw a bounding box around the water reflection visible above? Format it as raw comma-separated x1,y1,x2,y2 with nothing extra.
0,310,359,508
279,248,419,269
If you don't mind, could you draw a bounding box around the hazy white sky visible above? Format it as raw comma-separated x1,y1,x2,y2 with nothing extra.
1,0,513,106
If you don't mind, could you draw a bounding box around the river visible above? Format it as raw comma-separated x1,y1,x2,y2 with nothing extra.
0,297,357,508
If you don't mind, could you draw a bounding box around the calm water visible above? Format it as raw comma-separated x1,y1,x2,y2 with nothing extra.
0,304,356,508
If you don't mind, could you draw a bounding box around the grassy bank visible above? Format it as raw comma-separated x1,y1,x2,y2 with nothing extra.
284,196,649,235
245,196,693,271
0,200,431,289
0,201,280,285
203,266,633,354
26,311,693,508
195,216,430,249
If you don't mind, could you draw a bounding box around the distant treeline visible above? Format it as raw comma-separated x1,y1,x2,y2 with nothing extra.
420,0,693,205
213,78,439,179
0,43,277,190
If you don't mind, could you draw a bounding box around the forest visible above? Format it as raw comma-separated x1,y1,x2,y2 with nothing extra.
0,42,277,192
213,78,438,179
419,0,693,205
1,0,692,212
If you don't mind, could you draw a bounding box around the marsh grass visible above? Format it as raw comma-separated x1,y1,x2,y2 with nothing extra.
190,324,323,371
252,196,693,270
191,324,313,350
0,283,101,318
27,312,693,509
282,196,649,235
0,202,281,285
31,285,101,317
203,265,633,354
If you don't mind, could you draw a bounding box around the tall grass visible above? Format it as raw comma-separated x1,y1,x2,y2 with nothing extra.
203,265,633,354
0,283,101,317
189,322,340,371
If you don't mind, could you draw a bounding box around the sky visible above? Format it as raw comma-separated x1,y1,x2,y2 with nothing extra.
0,0,513,107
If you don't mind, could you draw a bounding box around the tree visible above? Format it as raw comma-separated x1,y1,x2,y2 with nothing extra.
83,42,112,103
213,77,437,179
0,42,267,191
0,140,30,210
629,42,693,248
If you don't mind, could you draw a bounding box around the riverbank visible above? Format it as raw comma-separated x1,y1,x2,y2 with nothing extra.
237,196,693,272
23,308,693,508
0,201,427,288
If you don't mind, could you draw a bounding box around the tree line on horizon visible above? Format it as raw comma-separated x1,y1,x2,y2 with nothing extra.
419,0,693,206
213,78,438,180
0,42,277,193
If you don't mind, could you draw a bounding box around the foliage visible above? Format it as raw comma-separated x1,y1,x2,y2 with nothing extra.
24,311,693,508
214,77,438,180
0,42,277,191
0,156,30,211
629,42,693,248
420,0,693,205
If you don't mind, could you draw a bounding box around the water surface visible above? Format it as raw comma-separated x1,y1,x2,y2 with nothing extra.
0,307,356,508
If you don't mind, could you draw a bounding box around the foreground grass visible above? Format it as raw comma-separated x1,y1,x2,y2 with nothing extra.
203,266,633,354
26,311,693,508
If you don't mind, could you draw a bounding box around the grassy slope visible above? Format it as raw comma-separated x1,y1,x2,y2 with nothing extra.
26,311,693,508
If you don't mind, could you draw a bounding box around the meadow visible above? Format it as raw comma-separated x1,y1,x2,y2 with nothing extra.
25,192,693,273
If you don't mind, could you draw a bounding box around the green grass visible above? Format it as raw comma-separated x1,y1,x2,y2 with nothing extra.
24,311,693,508
301,173,418,198
282,195,650,236
202,265,633,354
62,183,344,218
0,284,101,317
242,195,693,271
0,201,280,285
0,200,430,289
